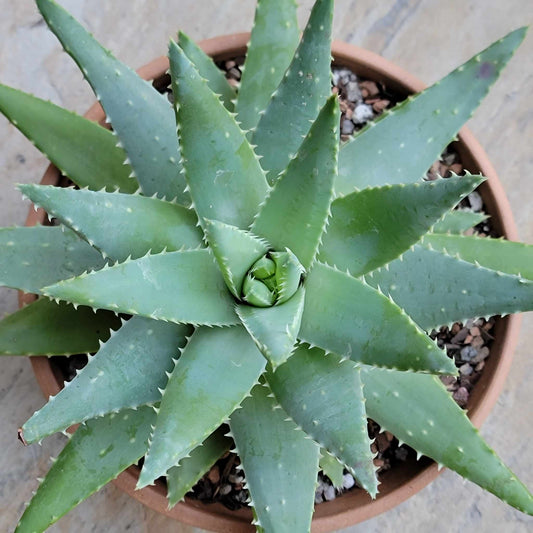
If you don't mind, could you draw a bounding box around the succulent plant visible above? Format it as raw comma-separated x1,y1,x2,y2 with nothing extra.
1,0,532,531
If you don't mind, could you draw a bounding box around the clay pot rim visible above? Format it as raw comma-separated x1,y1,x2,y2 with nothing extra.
24,32,522,533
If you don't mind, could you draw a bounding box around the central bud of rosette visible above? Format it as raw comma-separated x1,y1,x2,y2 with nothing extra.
241,249,305,308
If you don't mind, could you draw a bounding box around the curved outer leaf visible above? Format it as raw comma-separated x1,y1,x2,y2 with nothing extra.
178,31,235,111
252,96,339,269
336,27,527,194
431,209,488,234
169,40,269,230
43,250,239,327
20,185,203,262
36,0,187,203
251,0,334,183
361,366,533,515
166,428,232,508
203,219,269,298
235,0,299,132
319,175,484,276
319,449,345,488
15,406,156,533
0,226,105,294
138,326,265,488
230,382,320,533
423,233,533,280
22,317,191,444
237,286,305,368
366,245,533,331
300,262,456,374
268,345,377,495
0,299,120,356
0,84,136,193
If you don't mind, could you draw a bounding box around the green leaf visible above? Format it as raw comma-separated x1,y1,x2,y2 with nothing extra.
36,0,187,202
178,31,236,111
138,326,265,488
0,298,120,356
203,219,269,298
336,28,527,194
0,226,105,294
319,175,484,276
166,428,232,508
21,317,191,444
432,210,488,234
366,245,533,330
361,366,533,515
300,262,456,374
169,40,269,230
251,0,334,183
230,382,320,533
20,185,203,262
268,345,377,495
0,84,136,193
15,406,156,533
423,233,533,280
43,250,239,327
235,0,299,132
319,449,345,489
237,286,305,368
252,96,339,269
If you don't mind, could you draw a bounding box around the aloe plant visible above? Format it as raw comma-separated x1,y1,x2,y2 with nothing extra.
1,0,532,531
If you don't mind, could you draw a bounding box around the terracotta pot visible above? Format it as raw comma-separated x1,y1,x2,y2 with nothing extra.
23,33,522,533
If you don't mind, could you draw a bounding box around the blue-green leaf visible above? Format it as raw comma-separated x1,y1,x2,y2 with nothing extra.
169,40,269,229
43,250,238,327
20,185,203,262
336,28,527,194
22,317,190,443
138,326,265,487
300,262,455,374
15,406,155,533
230,382,320,533
0,226,105,294
36,0,187,202
0,83,136,193
0,298,119,356
251,0,334,182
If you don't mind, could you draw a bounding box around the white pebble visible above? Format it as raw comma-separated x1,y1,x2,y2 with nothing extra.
323,484,336,501
342,473,355,489
352,103,374,125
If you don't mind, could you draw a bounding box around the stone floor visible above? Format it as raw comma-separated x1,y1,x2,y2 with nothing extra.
0,1,531,532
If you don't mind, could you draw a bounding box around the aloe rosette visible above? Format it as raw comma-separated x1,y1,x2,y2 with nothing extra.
1,0,533,531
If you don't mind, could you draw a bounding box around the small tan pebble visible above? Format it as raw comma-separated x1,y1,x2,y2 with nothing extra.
339,99,350,113
449,163,463,174
464,334,473,344
225,60,236,69
372,99,390,113
373,458,385,468
371,442,378,454
469,326,480,336
207,465,220,484
438,162,449,176
472,336,485,349
453,386,469,407
359,80,379,96
331,86,339,95
227,78,239,88
475,361,485,372
385,431,394,442
227,67,241,80
451,323,461,334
